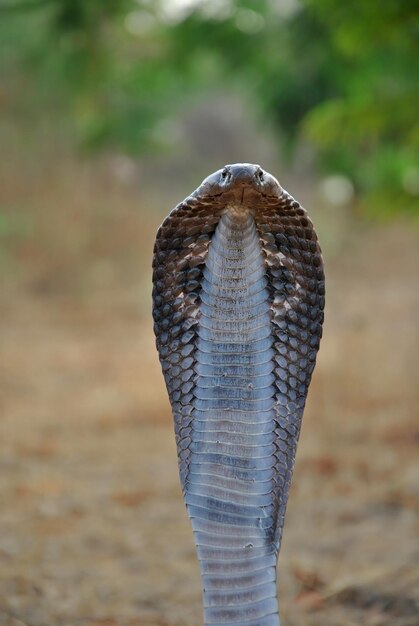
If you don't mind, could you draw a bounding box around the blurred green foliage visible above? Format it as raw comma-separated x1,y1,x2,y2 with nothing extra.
1,0,418,214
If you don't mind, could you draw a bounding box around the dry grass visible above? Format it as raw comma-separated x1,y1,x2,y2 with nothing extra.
0,147,418,626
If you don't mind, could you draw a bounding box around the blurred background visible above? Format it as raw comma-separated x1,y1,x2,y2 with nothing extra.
0,1,418,625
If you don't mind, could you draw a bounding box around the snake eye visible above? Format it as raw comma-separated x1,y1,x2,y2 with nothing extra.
221,167,230,181
255,167,264,183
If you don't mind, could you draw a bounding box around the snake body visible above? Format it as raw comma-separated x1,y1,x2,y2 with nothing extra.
152,164,324,625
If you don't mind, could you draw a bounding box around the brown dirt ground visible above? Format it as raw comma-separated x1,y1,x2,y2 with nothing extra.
0,158,418,626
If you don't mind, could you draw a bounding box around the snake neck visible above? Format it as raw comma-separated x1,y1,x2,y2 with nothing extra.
185,209,280,626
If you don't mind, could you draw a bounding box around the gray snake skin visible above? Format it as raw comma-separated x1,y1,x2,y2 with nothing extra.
152,164,325,625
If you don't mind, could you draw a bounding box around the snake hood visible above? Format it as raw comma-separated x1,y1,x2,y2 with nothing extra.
152,164,325,626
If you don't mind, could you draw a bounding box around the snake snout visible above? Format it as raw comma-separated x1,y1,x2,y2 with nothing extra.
222,163,264,189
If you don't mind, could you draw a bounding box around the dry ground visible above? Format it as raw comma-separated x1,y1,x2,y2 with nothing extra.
0,156,418,626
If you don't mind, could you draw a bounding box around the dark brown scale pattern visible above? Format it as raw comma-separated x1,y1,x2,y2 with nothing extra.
152,197,223,488
153,190,324,534
254,192,324,546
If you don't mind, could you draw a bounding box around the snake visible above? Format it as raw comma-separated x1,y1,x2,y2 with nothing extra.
152,163,325,625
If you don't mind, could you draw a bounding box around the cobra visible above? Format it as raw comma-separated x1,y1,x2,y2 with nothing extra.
152,163,325,625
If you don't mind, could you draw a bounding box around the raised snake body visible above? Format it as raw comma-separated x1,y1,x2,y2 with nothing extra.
152,164,324,625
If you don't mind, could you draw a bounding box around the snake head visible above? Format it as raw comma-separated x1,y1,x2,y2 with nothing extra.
197,163,283,204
